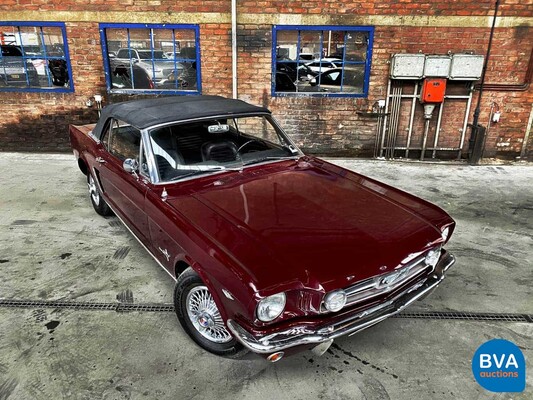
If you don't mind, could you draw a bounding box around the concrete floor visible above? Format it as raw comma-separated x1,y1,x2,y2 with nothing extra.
0,153,531,400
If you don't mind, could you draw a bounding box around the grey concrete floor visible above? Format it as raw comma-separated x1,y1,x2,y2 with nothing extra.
0,153,531,400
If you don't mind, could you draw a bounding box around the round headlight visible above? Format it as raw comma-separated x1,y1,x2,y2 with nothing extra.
426,248,441,267
323,289,347,312
257,292,286,322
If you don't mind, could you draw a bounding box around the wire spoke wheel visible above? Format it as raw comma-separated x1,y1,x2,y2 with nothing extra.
186,286,232,344
88,174,100,205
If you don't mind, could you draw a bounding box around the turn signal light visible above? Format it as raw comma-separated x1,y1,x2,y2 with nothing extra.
267,352,284,362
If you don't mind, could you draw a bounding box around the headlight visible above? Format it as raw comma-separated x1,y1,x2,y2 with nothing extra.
256,292,286,322
323,289,347,312
441,227,450,242
425,247,441,267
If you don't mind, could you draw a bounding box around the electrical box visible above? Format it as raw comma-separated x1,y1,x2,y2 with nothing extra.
390,54,425,79
424,55,452,77
420,78,446,103
449,54,484,80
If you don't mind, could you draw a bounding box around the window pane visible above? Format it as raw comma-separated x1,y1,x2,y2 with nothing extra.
103,25,200,93
273,27,372,97
341,65,365,93
169,29,197,90
299,30,322,61
0,24,71,91
109,120,141,161
345,32,368,62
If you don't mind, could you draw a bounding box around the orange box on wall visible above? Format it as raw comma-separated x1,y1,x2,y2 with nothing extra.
420,78,447,103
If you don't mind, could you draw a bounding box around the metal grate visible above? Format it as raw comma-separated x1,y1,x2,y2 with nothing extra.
0,299,174,313
0,299,530,322
393,311,532,323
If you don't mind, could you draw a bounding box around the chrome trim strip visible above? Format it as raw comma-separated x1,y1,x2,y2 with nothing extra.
88,131,100,143
227,253,455,354
103,199,177,282
150,157,301,186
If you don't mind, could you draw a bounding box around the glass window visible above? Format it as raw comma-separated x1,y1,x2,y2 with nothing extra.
0,22,73,92
102,119,141,161
273,26,373,97
148,116,301,182
99,23,201,94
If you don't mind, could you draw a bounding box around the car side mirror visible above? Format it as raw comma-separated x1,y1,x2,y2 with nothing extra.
123,158,139,175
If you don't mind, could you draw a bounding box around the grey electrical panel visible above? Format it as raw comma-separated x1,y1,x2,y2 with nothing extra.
424,55,452,77
390,54,425,79
449,54,484,80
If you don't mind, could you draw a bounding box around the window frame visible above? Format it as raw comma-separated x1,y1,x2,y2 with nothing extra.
99,23,202,95
0,21,74,93
272,25,374,98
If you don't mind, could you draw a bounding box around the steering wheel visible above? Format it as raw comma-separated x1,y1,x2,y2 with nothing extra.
236,139,260,154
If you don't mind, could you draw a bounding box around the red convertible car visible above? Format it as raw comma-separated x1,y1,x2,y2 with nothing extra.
70,96,455,362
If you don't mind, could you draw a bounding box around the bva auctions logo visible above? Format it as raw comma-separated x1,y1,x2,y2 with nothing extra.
472,338,526,392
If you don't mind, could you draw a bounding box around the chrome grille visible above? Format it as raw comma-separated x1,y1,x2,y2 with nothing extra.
323,254,433,312
346,255,431,307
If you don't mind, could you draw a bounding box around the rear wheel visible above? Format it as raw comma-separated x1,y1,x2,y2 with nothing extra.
87,172,113,216
174,268,247,358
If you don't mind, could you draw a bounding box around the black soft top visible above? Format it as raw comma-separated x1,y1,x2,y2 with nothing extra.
93,95,270,139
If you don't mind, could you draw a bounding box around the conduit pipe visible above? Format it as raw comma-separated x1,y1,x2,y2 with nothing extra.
231,0,238,99
474,47,532,92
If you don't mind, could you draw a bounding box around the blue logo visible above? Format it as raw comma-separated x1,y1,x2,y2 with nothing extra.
472,339,526,392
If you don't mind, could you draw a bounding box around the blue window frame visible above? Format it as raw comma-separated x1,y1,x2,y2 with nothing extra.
272,25,374,97
99,23,201,95
0,21,73,93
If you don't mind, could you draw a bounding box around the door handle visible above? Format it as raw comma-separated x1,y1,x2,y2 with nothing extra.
95,157,106,164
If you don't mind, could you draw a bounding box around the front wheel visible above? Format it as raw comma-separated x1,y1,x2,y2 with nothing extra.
87,172,113,216
174,268,247,358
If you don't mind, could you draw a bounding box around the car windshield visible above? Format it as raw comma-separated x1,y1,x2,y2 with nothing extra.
148,115,301,182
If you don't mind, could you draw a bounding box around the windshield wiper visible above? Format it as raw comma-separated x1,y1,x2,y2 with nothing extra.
242,155,299,167
168,165,227,181
167,165,246,182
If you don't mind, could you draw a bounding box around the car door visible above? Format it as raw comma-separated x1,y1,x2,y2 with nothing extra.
95,118,150,244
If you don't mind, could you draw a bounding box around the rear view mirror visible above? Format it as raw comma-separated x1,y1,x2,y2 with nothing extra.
208,124,229,134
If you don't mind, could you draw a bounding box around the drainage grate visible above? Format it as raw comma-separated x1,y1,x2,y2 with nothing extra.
0,299,530,322
0,299,174,313
393,311,532,323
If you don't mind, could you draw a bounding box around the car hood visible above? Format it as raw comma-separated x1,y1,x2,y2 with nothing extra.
166,158,452,294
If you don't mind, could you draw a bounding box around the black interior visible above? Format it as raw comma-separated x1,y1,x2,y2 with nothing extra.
150,121,286,180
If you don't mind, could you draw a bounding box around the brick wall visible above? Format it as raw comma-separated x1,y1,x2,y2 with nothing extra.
0,0,531,159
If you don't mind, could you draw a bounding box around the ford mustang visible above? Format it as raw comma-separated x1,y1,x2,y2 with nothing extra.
70,96,455,361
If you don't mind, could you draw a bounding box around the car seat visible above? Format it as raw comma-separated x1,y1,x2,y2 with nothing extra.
201,140,239,163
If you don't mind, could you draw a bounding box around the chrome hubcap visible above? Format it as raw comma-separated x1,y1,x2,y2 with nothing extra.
186,286,232,343
88,174,100,205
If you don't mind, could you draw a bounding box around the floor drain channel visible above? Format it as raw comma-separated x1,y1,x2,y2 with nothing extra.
0,299,174,312
0,299,530,322
393,311,532,323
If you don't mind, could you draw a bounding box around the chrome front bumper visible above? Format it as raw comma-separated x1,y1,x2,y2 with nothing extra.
227,252,455,354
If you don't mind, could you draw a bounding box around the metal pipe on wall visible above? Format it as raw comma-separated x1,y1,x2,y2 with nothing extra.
475,47,532,92
432,101,445,159
405,82,418,158
521,104,533,159
392,86,403,158
379,79,392,158
459,84,475,159
231,0,238,99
